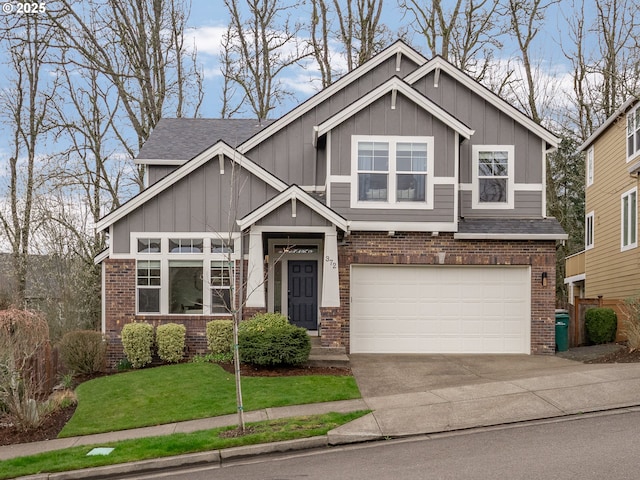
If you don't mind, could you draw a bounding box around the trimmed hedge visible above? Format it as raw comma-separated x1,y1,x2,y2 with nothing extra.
239,312,289,334
121,322,154,368
206,320,233,355
58,330,106,374
239,317,310,367
585,307,617,344
156,323,186,363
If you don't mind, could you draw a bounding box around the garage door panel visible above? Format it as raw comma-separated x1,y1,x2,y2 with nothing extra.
351,265,530,354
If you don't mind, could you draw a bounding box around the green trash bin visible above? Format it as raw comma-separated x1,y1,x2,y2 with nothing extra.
555,309,570,352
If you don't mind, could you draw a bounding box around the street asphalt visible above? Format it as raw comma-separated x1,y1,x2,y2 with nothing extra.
4,344,640,479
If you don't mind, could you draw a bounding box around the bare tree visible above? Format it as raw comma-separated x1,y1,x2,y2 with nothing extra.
48,0,203,190
400,0,505,81
309,0,333,87
221,0,309,121
0,12,57,306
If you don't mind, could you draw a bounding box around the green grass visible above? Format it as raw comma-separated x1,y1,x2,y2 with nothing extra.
0,411,369,480
61,362,360,437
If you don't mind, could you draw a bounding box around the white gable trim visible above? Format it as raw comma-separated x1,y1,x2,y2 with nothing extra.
405,57,559,148
134,158,184,166
237,185,349,231
238,42,428,153
96,142,288,233
577,96,637,153
315,77,474,140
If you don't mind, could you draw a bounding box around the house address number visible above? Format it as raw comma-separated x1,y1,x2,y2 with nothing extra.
325,255,337,269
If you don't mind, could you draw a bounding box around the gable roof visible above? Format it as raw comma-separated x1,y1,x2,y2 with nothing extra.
405,56,559,149
237,40,428,154
577,96,638,153
95,141,288,232
237,185,348,231
314,76,474,142
135,118,275,165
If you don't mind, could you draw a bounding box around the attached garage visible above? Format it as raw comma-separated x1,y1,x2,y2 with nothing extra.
350,265,531,354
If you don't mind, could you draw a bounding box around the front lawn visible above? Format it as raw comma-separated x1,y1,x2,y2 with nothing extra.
61,362,360,437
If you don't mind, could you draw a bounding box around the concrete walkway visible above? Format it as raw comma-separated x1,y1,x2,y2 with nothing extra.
4,348,640,479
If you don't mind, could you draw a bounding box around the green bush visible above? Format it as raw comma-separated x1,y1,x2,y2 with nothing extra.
585,307,617,344
156,323,186,363
58,330,106,374
206,320,233,355
120,322,154,368
238,312,289,334
239,322,311,367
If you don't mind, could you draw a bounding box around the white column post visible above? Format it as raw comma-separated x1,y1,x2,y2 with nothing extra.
245,229,265,308
321,230,340,307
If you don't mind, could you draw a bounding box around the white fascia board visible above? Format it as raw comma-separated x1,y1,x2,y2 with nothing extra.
564,273,586,284
349,221,457,232
315,77,474,140
405,57,560,148
238,42,427,153
93,248,109,265
134,158,185,166
237,186,348,231
454,232,568,241
96,142,288,233
577,97,637,153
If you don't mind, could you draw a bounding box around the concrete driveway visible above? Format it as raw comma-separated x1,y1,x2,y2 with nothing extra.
349,353,602,398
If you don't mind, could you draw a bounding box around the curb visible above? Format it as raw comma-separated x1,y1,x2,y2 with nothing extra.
16,437,330,480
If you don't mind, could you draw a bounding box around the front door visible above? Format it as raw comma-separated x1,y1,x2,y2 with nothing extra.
287,260,318,329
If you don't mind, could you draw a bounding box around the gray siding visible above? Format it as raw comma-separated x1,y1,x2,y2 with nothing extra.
112,157,279,253
244,54,421,186
255,202,333,227
330,183,455,222
460,191,543,218
414,70,544,185
330,93,457,177
148,165,177,185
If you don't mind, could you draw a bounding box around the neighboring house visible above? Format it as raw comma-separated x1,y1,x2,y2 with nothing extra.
565,96,640,304
96,41,566,369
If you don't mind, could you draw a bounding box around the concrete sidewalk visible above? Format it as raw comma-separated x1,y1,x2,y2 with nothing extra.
4,351,640,478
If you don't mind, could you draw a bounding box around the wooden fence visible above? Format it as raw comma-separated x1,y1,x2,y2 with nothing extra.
570,297,628,347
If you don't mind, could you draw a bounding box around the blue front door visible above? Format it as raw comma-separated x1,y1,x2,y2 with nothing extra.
288,260,318,329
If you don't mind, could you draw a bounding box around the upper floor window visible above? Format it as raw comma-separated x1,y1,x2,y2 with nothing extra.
169,238,203,253
586,147,594,187
472,145,514,209
585,211,594,250
627,105,640,161
352,135,433,209
621,188,637,251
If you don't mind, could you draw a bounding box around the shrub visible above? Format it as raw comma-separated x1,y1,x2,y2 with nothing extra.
0,308,50,431
120,322,154,368
58,330,106,374
585,307,617,344
238,312,289,334
155,323,186,363
239,322,311,367
206,320,233,355
621,296,640,349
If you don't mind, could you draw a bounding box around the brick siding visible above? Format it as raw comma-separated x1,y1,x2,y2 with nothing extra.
103,232,556,369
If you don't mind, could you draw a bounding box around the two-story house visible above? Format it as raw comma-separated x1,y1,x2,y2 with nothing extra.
565,96,640,308
96,41,566,369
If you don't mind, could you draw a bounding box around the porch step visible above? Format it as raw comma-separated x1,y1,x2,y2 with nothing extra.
307,336,350,369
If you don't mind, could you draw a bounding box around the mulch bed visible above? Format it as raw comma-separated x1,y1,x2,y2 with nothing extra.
5,347,640,448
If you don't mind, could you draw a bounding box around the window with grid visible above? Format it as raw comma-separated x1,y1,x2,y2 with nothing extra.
478,150,509,203
396,142,427,202
137,260,161,313
622,188,637,250
627,106,640,160
357,141,389,201
211,261,233,314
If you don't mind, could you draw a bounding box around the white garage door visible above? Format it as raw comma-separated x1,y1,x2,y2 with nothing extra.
350,265,531,354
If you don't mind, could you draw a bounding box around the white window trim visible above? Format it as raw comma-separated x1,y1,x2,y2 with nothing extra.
132,233,240,315
472,145,515,210
627,104,640,162
621,187,637,251
350,135,435,210
585,211,594,250
586,146,594,187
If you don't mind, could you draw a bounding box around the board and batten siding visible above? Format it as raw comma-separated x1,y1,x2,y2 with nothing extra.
329,183,455,222
148,165,177,185
243,53,421,187
460,190,543,218
585,121,640,299
413,70,544,185
111,157,280,254
254,201,333,228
